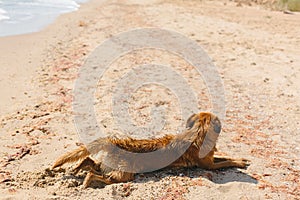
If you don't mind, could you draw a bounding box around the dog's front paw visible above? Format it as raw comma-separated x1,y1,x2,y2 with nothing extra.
235,158,251,168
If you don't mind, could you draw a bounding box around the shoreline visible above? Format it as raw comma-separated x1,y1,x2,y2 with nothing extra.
0,0,94,116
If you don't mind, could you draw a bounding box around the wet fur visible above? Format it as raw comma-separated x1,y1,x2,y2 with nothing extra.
52,112,249,188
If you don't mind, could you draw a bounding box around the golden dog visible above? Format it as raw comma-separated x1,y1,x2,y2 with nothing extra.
52,112,249,188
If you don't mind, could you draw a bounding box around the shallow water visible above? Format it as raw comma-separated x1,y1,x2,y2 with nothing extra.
0,0,87,37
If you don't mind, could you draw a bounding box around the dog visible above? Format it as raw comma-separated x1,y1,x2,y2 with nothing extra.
52,112,249,188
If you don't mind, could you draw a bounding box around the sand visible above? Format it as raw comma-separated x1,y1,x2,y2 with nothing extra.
0,0,299,199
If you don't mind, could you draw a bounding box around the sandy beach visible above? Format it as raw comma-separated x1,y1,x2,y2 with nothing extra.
0,0,299,199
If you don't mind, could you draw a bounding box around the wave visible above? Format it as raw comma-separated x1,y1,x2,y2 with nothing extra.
0,8,9,21
20,1,78,8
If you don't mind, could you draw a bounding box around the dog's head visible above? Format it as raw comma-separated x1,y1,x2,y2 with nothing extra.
186,112,221,158
186,112,221,134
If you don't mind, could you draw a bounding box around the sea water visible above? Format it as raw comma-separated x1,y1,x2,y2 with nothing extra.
0,0,87,37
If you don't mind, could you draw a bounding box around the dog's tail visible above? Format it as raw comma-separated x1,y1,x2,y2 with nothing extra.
51,146,90,169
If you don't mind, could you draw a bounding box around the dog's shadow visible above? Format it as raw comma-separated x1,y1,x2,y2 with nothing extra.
134,167,258,185
56,167,257,189
204,168,257,184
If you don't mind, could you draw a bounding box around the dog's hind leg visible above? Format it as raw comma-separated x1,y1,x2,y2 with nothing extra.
82,171,135,188
83,172,114,188
106,171,135,183
72,157,101,175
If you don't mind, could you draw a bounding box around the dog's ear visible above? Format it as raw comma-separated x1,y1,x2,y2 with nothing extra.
211,117,221,134
186,113,199,129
